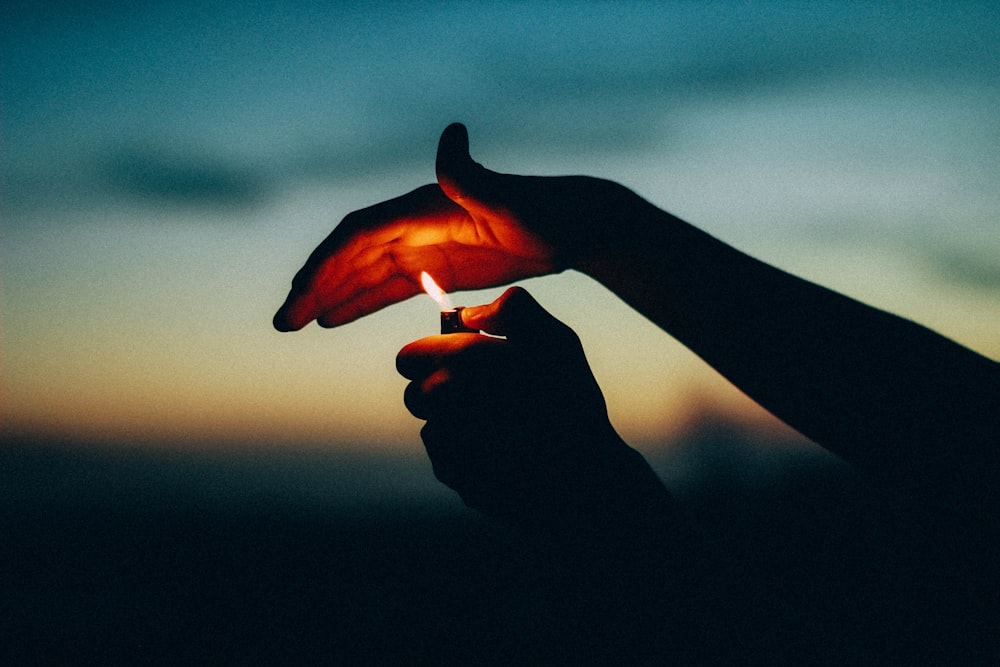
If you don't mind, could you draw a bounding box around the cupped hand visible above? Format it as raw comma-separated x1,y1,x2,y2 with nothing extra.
273,123,632,331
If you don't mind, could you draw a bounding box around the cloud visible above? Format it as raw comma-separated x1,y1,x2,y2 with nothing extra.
924,248,1000,291
5,1,998,224
104,148,272,209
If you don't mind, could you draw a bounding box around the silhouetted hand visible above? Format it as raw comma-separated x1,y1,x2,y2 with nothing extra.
396,286,676,532
273,123,637,330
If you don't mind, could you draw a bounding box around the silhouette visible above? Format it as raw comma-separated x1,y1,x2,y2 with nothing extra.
275,123,1000,663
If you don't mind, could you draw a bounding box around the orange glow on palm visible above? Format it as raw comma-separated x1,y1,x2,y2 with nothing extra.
420,271,453,310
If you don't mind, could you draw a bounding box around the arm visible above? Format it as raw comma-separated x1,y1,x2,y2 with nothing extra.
275,123,999,495
579,199,1000,493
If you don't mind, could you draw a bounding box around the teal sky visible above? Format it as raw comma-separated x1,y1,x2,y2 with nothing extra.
3,1,999,452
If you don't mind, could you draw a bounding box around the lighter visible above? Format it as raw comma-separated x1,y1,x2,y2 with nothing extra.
421,271,478,334
439,307,478,334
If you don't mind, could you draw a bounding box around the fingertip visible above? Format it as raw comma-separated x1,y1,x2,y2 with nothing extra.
440,122,469,151
272,313,290,332
395,344,413,375
436,122,472,186
272,306,300,332
395,339,426,378
274,293,318,331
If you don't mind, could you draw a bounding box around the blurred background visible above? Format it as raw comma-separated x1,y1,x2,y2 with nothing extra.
3,1,998,662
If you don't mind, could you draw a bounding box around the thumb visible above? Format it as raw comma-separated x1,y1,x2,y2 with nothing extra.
460,287,572,344
435,122,493,206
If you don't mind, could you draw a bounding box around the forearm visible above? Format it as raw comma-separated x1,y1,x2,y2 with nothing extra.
578,196,1000,487
540,444,713,663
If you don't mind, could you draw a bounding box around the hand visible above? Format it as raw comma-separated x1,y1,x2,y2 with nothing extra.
273,123,636,330
396,286,670,529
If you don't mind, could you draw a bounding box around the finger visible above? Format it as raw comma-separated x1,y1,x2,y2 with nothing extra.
403,380,427,419
402,367,451,420
459,286,574,344
420,421,466,489
395,333,495,380
273,291,317,332
435,123,496,210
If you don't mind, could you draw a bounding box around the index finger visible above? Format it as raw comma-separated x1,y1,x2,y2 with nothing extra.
396,333,504,380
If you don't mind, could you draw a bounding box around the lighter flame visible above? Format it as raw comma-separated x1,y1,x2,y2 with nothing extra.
420,271,453,310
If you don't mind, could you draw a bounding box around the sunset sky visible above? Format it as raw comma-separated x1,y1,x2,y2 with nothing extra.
4,0,999,455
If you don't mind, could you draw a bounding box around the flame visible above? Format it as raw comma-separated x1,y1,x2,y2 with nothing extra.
420,271,453,310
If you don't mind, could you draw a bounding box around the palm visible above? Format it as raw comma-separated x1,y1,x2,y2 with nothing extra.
273,182,554,330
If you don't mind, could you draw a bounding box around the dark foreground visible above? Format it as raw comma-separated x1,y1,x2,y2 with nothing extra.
2,430,996,665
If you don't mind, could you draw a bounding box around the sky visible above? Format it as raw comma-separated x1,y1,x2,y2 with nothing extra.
3,0,999,455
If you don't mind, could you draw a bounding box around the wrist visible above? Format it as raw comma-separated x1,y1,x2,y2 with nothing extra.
564,180,648,271
520,442,687,546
